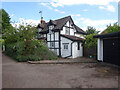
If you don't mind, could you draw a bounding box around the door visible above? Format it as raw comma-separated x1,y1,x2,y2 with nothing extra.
103,38,120,66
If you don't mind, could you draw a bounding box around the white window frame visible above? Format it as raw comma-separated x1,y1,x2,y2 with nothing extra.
50,42,54,48
49,25,54,34
63,43,69,50
65,27,70,35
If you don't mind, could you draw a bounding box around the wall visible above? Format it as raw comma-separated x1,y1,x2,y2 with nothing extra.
47,32,60,56
83,46,97,59
97,38,103,61
72,42,83,58
61,21,76,35
61,36,72,57
75,33,85,39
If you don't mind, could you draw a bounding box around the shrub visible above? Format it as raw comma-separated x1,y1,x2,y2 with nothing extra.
5,39,58,62
85,34,97,48
0,39,5,50
4,24,58,61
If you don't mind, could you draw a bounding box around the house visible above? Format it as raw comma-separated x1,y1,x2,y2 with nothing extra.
93,32,120,66
37,16,87,58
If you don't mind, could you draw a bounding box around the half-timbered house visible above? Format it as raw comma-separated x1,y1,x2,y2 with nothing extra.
37,16,87,58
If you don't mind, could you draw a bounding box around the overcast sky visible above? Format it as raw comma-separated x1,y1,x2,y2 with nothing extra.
1,0,119,32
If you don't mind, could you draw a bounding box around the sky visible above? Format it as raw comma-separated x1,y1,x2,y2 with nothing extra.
1,0,119,32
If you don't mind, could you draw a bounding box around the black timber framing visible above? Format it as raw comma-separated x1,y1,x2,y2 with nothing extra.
53,32,56,53
47,40,59,42
46,33,47,41
49,48,59,49
59,31,61,57
64,26,74,29
50,34,51,49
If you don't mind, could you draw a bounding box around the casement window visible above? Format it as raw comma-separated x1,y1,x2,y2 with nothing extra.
65,27,70,35
54,49,57,55
49,25,54,34
63,43,69,50
77,42,80,50
50,42,54,48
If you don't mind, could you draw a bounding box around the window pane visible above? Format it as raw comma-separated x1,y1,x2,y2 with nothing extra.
63,43,69,50
65,27,70,35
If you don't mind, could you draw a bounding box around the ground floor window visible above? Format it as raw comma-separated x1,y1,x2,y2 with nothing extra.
50,42,54,48
54,49,57,55
63,43,69,50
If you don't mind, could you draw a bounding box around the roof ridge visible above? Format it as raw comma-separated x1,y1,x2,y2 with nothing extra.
54,15,71,21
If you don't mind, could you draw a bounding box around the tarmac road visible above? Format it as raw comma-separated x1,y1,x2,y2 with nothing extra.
2,54,119,88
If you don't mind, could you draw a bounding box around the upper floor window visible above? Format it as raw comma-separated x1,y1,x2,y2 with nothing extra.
65,27,70,35
49,25,54,34
38,28,42,33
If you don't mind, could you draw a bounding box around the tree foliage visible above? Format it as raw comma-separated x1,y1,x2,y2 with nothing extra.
86,26,100,35
4,24,58,61
85,33,98,48
5,25,37,44
0,9,12,34
103,22,120,34
85,26,99,48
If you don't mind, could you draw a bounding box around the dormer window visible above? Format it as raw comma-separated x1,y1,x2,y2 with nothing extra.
49,25,54,34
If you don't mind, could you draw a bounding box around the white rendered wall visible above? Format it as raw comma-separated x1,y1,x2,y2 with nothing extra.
55,32,59,40
75,33,85,39
72,42,83,58
61,36,72,57
61,21,76,35
70,27,75,35
97,38,103,61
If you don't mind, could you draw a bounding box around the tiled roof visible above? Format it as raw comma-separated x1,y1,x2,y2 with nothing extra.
37,16,87,34
61,34,84,41
93,32,120,38
74,25,88,35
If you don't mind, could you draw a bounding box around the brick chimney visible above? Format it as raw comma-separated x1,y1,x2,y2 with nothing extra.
41,17,45,24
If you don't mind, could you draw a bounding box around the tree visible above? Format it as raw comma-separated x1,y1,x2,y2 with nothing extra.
85,34,98,48
5,24,37,44
0,9,12,34
104,22,120,34
86,26,100,35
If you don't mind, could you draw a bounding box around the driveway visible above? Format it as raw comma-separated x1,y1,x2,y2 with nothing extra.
2,54,120,88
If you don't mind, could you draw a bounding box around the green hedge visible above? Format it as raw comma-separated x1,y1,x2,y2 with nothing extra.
5,40,58,62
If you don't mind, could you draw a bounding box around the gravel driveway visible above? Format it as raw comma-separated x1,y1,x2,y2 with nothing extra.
2,54,120,88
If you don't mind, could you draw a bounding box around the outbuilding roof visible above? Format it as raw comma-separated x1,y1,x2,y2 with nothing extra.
61,34,84,41
93,32,120,38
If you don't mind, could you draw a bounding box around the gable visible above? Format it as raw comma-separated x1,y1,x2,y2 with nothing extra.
38,16,87,35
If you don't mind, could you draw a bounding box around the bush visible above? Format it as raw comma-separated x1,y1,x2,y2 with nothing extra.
0,39,5,50
85,34,97,48
5,39,58,62
4,24,58,61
